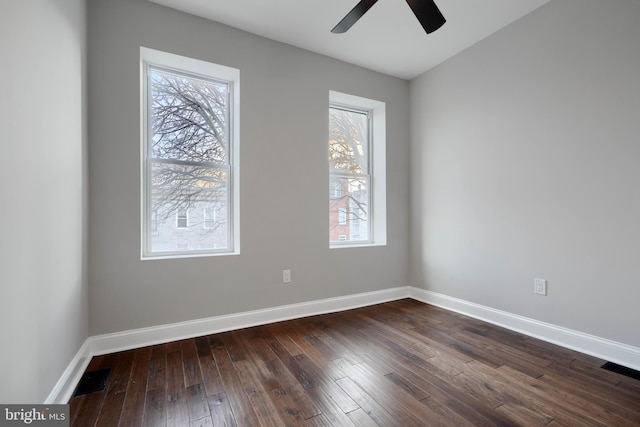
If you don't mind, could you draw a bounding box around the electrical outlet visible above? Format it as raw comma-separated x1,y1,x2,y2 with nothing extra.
534,278,547,296
283,269,292,284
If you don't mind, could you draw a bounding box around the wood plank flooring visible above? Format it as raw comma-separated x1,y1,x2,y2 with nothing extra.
69,299,640,426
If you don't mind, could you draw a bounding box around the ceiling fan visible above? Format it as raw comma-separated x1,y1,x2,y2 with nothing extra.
331,0,446,34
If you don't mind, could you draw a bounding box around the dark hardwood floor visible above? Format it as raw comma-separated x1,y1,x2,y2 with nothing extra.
69,299,640,426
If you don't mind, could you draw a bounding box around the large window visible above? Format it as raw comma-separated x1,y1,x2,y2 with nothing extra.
141,48,240,258
329,91,386,247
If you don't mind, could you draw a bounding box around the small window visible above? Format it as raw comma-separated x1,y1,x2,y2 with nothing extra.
338,208,347,225
141,47,240,259
176,210,188,228
330,181,342,198
203,207,216,229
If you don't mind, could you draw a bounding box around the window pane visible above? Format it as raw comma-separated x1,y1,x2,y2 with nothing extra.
150,162,229,252
329,176,369,243
329,107,368,174
150,67,228,164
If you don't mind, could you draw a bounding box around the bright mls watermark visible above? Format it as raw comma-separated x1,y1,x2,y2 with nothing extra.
1,405,68,426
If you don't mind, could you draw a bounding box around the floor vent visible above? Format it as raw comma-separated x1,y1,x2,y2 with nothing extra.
601,362,640,381
73,368,111,396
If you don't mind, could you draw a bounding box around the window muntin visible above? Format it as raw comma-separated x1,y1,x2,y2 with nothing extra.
329,105,372,244
141,48,239,258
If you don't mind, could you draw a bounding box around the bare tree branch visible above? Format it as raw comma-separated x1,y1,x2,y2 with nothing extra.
149,68,229,224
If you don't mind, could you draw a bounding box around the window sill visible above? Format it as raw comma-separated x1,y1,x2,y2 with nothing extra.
330,242,386,249
141,250,240,261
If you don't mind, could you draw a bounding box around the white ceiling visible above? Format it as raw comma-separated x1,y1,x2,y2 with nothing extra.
148,0,551,80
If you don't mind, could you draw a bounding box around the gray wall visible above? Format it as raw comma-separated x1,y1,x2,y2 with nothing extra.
88,0,410,335
411,0,640,347
0,0,88,403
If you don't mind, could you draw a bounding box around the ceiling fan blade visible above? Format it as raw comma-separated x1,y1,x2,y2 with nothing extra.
331,0,379,34
405,0,446,34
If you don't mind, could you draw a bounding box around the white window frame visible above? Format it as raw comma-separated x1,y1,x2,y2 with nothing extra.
140,47,240,259
329,91,386,248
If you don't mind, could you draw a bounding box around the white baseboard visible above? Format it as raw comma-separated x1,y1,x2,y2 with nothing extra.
409,287,640,371
45,340,92,404
87,286,409,357
46,286,408,403
48,285,640,403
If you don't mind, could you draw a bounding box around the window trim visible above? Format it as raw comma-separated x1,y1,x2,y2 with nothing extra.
140,47,240,260
329,91,386,248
